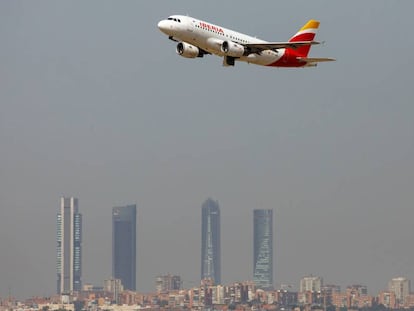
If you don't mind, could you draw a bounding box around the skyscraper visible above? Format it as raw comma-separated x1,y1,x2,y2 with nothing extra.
253,209,273,290
112,205,137,290
201,198,221,285
57,197,82,294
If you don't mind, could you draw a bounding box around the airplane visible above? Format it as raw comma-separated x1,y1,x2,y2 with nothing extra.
157,15,335,67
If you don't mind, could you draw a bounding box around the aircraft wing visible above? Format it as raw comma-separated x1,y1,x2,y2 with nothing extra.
244,41,320,53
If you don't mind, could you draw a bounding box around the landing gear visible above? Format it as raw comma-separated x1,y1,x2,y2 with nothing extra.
223,56,235,67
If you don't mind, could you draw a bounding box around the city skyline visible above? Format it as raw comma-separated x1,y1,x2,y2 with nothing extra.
112,205,137,291
1,0,414,299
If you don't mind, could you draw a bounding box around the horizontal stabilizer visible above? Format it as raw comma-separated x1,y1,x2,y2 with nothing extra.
297,57,336,63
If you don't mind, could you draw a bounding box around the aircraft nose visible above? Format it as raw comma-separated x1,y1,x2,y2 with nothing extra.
157,20,169,33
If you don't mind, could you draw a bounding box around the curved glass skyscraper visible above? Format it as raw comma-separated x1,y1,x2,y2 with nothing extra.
253,209,273,290
201,198,221,285
112,205,137,290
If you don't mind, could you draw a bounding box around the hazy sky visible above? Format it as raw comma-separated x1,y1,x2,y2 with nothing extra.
1,0,414,299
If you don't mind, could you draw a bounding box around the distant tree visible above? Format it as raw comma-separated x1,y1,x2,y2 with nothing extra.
368,304,388,311
74,300,84,311
248,299,260,307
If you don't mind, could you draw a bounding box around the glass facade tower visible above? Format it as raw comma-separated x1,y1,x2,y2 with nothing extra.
112,205,137,290
57,197,82,294
201,198,221,285
253,209,273,290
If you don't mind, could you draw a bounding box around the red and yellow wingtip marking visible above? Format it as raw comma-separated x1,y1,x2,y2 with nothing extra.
300,20,320,31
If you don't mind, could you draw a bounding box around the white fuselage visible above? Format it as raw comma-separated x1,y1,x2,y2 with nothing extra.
157,15,285,66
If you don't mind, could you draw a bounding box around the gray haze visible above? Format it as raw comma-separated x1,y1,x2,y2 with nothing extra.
1,0,414,298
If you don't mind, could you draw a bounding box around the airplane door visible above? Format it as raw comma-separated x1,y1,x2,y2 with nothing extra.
187,20,195,32
188,20,197,41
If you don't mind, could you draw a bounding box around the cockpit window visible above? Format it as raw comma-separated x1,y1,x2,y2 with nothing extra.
167,17,181,23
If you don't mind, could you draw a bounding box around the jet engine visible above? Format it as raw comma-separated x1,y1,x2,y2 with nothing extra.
221,41,245,57
176,42,202,58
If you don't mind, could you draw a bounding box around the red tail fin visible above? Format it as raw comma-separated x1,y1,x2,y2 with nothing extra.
288,20,320,57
